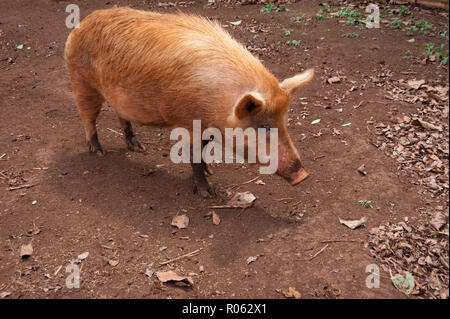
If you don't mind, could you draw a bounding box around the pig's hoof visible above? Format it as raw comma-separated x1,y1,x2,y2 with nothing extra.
87,141,106,156
193,180,215,198
126,136,146,152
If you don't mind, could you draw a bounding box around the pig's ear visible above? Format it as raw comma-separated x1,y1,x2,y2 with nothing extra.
234,92,265,120
280,68,314,94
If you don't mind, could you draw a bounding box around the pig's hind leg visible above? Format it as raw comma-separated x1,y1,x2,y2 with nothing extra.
118,118,146,152
73,80,106,156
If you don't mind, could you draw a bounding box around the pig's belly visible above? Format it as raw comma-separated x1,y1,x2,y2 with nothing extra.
102,86,168,127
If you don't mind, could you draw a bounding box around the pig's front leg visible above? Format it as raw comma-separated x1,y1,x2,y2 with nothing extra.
191,161,215,198
190,140,215,198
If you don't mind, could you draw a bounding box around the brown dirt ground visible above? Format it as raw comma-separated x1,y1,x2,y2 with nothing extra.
0,0,448,299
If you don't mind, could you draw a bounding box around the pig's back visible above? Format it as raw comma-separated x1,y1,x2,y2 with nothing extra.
65,7,279,127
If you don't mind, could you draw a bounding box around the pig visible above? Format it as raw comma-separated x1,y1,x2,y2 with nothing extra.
64,7,314,197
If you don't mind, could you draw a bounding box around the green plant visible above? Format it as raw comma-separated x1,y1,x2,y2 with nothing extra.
286,39,301,46
321,3,330,13
424,42,435,56
402,49,413,59
290,12,306,22
388,18,403,29
440,25,449,41
359,200,374,208
253,34,260,39
425,42,449,65
408,18,433,35
316,12,324,20
261,2,275,13
342,32,359,38
261,2,287,13
398,5,409,16
277,4,286,12
282,28,293,36
338,7,363,26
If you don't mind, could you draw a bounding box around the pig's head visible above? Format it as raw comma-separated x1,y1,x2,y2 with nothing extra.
228,68,314,186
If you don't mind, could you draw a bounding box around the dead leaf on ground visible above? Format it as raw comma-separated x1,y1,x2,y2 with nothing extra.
77,251,89,260
247,256,258,264
255,179,265,185
339,216,367,230
411,118,443,132
171,215,189,229
0,291,11,298
20,244,33,258
407,79,425,90
212,211,221,225
430,212,447,230
327,76,341,84
228,192,257,208
357,164,367,176
108,260,119,267
156,270,193,286
145,263,154,278
282,287,302,299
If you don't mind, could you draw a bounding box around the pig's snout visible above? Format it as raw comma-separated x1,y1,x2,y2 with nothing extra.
277,158,309,186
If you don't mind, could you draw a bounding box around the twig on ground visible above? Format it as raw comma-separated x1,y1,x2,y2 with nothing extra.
225,175,260,189
107,128,123,136
159,248,203,266
310,244,329,261
7,184,36,191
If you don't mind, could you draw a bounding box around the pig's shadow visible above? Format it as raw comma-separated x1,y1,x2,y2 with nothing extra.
47,148,289,261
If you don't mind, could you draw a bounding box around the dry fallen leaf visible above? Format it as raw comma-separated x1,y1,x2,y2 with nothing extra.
247,256,258,264
0,291,11,298
327,76,341,84
156,270,193,286
407,79,425,90
282,287,302,299
339,216,367,230
108,260,119,267
411,118,443,132
357,164,367,176
430,212,447,230
228,192,257,208
212,211,221,225
77,251,89,260
145,263,154,278
20,244,33,258
171,215,189,229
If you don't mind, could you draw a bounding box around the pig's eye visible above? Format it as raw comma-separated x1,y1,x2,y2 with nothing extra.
258,124,271,132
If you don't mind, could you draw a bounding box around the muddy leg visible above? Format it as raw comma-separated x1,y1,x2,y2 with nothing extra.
73,81,105,156
191,142,215,198
202,140,214,176
118,117,146,152
192,161,215,198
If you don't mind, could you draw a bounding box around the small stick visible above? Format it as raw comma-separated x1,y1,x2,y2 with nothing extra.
309,244,329,261
7,184,36,191
226,176,260,189
159,248,203,266
208,205,247,209
275,197,293,201
54,265,63,276
107,128,123,136
320,239,363,244
0,153,6,160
